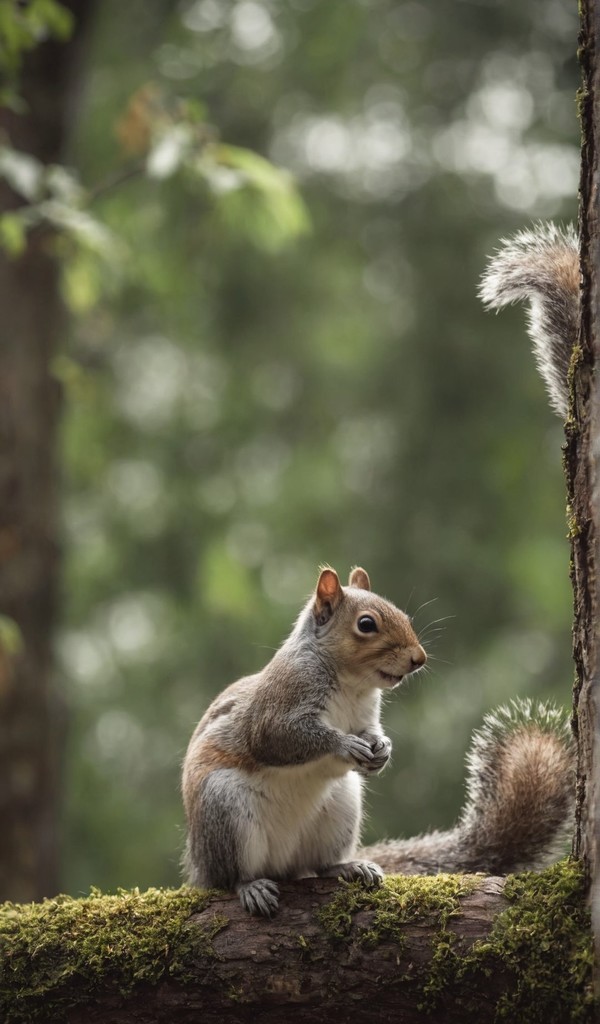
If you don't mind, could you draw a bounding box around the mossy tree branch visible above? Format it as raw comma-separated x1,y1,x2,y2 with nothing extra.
0,863,593,1024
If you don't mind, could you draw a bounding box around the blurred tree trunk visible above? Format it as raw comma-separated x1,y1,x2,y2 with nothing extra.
571,0,600,970
0,0,96,902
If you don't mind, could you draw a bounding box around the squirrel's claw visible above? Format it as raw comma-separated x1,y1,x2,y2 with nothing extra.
355,732,392,774
319,859,384,888
237,878,280,917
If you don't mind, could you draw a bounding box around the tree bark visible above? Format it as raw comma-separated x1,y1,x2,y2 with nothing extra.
0,868,592,1024
70,879,511,1024
0,0,95,902
572,0,600,956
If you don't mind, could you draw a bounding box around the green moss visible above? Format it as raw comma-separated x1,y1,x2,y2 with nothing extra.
318,860,594,1023
568,343,584,395
567,501,581,538
576,84,590,123
469,860,594,1022
0,862,593,1023
318,871,478,948
0,885,227,1023
563,343,584,435
296,933,313,957
227,984,250,1003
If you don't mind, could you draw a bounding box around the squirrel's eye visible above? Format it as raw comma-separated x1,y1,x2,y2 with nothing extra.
357,615,378,634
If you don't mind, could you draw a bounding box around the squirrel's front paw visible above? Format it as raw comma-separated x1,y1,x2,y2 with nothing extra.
341,734,376,770
356,732,392,774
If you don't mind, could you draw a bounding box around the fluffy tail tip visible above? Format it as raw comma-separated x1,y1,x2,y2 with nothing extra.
461,698,574,873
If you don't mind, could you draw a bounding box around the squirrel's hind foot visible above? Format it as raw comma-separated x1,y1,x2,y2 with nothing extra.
237,878,280,917
319,859,384,887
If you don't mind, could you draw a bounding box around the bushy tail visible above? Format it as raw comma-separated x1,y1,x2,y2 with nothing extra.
479,223,579,418
361,699,574,875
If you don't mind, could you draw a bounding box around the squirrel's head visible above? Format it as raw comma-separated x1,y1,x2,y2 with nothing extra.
311,566,427,689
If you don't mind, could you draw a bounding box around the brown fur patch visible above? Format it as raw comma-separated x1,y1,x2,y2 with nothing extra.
182,738,258,817
493,728,572,827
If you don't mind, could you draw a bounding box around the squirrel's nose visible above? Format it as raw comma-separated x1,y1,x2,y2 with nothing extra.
410,645,427,669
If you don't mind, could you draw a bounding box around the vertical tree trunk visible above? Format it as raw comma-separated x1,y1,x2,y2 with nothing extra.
0,1,95,902
571,0,600,957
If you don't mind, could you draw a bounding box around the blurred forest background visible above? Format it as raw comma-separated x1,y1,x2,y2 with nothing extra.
0,0,579,900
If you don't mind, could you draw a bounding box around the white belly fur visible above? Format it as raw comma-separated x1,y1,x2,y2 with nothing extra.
238,685,379,879
238,756,348,878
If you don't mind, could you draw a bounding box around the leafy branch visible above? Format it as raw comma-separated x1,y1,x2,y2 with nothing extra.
0,82,310,269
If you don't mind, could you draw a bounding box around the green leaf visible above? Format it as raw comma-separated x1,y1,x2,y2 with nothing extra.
203,143,311,250
0,146,44,200
37,0,74,40
216,143,296,194
0,212,27,256
215,185,310,252
45,164,85,204
39,200,121,257
62,254,104,313
0,0,74,76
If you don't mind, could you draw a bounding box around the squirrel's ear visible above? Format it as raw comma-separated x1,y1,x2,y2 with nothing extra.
348,567,371,591
314,568,343,626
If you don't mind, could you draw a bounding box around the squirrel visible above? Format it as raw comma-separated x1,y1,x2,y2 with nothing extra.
182,225,578,913
182,566,427,917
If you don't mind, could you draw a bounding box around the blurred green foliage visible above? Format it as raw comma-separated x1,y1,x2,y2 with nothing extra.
0,0,73,107
13,0,578,892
